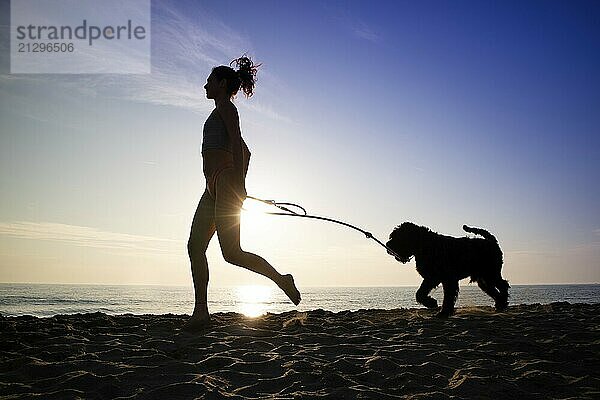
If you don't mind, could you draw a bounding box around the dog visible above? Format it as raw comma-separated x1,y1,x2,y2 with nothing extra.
386,222,509,317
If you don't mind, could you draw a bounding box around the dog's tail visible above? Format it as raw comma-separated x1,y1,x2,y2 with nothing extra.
463,225,498,243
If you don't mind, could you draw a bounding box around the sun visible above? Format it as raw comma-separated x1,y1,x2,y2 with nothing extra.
240,198,273,229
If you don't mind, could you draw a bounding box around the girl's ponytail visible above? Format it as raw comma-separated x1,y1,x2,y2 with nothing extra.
230,55,260,98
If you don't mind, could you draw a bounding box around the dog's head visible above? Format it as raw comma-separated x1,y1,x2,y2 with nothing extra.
386,222,430,263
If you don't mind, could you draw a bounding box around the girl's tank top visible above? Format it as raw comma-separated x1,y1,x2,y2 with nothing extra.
202,109,231,153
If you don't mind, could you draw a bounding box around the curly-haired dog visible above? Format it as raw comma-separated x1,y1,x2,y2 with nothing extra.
386,222,509,317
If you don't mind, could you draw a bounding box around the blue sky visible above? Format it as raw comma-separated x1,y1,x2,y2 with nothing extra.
0,0,599,287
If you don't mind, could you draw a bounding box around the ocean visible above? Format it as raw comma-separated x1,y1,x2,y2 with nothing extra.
0,283,598,318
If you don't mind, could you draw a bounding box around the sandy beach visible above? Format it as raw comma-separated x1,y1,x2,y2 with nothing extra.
1,302,598,399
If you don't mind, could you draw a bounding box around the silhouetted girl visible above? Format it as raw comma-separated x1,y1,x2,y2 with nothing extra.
185,56,301,328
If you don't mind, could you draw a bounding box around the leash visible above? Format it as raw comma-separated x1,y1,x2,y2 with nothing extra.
244,195,402,260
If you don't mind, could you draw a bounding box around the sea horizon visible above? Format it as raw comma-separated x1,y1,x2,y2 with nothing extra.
1,282,598,318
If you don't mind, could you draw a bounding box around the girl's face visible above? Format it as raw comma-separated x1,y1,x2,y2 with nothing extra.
204,73,225,99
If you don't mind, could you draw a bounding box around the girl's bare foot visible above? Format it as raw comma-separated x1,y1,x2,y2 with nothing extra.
182,305,210,331
182,313,210,331
279,274,301,305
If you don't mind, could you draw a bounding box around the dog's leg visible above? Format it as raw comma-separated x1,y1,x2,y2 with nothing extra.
416,279,439,309
494,278,510,311
438,280,459,318
477,279,501,306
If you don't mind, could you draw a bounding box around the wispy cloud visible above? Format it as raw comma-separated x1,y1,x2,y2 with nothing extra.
352,21,382,43
507,238,600,258
239,100,292,124
0,0,289,121
330,6,382,44
0,221,182,255
506,249,557,258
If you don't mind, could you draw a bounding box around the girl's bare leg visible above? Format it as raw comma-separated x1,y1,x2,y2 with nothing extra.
185,190,216,327
215,170,301,305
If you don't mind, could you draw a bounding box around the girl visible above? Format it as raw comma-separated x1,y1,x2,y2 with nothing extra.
185,56,301,328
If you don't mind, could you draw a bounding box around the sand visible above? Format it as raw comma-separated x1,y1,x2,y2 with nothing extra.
1,302,598,399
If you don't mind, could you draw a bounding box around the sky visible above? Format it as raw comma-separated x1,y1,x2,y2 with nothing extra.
0,0,599,288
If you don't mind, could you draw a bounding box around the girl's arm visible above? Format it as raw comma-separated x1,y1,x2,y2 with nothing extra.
217,103,246,195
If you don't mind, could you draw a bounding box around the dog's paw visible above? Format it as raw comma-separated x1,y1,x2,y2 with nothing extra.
422,298,439,309
495,301,508,312
436,309,453,318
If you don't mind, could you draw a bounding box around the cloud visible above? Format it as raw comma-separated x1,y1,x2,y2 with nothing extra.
352,21,382,43
0,0,289,122
330,6,382,44
506,249,557,258
239,100,292,124
0,221,182,256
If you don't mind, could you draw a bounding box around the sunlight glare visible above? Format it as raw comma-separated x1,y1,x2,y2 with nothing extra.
236,285,274,318
241,198,274,230
242,198,276,214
